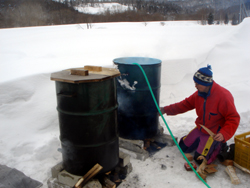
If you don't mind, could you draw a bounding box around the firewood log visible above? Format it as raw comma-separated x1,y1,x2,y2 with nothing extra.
184,153,193,161
74,177,84,188
196,156,208,181
225,165,241,185
220,159,234,166
74,163,103,188
102,177,116,188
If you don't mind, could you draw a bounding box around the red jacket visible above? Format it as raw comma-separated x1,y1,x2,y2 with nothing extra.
164,81,240,141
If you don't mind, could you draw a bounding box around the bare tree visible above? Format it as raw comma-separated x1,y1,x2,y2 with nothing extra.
10,1,48,27
224,13,229,25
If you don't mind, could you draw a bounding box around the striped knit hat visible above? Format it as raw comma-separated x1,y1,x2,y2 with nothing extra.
193,65,213,86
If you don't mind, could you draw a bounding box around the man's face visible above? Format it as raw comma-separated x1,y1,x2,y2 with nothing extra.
195,82,210,93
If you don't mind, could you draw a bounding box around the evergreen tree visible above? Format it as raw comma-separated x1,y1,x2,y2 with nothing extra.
232,14,238,25
224,13,229,25
207,12,214,25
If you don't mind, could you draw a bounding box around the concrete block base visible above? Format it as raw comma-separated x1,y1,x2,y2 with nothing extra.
58,170,82,187
47,177,101,188
48,151,132,188
119,125,178,161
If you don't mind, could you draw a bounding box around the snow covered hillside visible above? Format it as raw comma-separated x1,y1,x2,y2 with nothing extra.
74,3,134,14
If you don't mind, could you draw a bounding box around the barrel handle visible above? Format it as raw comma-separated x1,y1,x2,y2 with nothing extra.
57,93,76,97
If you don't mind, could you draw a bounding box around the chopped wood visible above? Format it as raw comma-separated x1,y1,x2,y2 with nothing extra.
204,164,217,174
184,153,193,161
225,165,241,185
105,171,111,175
143,139,151,150
70,69,89,76
220,159,234,166
102,177,116,188
84,65,102,72
204,167,217,174
83,165,103,185
234,162,250,174
83,164,101,179
74,163,103,188
100,177,116,188
206,164,217,168
74,177,84,188
196,156,208,181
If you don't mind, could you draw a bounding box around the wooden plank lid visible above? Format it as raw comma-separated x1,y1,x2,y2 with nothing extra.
50,65,121,83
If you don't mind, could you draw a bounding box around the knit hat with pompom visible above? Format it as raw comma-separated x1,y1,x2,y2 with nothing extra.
193,65,213,86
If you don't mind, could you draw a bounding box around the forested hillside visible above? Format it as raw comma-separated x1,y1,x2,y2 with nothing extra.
0,0,248,28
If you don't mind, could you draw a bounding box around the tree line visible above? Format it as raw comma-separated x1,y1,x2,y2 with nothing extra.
0,0,164,28
0,0,241,28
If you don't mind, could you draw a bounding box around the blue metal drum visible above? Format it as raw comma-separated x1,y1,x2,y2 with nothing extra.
114,57,161,140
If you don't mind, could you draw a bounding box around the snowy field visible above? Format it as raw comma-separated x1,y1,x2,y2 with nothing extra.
0,17,250,188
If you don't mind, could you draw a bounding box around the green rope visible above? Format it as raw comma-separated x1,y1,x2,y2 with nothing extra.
133,62,211,188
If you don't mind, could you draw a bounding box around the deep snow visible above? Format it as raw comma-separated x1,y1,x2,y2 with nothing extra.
0,18,250,188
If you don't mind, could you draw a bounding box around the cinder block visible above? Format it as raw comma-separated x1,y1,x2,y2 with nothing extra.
47,177,102,188
47,177,71,188
120,162,133,175
82,179,102,188
119,137,144,153
119,148,149,161
57,170,82,187
51,162,64,178
153,133,178,146
119,151,130,167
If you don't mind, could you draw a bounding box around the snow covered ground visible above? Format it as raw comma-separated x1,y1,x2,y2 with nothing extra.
0,17,250,187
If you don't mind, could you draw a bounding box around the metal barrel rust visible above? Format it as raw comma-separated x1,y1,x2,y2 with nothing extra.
113,57,161,140
51,67,120,176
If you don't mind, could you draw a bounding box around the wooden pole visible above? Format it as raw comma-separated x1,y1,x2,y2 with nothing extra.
199,124,216,137
234,162,250,174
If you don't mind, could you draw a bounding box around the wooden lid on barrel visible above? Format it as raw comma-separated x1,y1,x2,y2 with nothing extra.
51,65,120,83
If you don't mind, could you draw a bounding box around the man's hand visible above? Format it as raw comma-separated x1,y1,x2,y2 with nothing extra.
213,133,224,142
159,107,165,116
